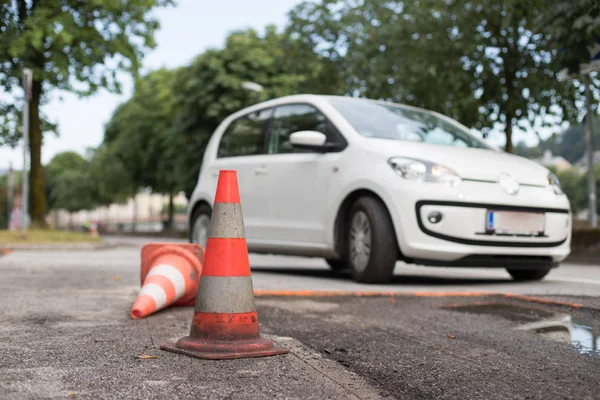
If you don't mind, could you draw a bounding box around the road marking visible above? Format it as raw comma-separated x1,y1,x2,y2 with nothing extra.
406,265,600,286
254,290,496,297
546,276,600,285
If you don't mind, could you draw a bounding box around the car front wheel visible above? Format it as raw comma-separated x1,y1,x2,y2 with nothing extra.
346,196,399,283
189,204,212,248
506,266,552,281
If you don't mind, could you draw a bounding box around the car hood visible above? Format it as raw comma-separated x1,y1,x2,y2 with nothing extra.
365,139,550,186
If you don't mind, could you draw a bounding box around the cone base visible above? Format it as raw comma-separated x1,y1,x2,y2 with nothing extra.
160,336,289,360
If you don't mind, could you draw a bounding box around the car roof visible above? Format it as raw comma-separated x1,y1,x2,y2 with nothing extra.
225,93,468,132
216,93,489,149
231,93,421,115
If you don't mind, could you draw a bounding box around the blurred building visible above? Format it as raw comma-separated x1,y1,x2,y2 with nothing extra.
532,150,572,171
47,189,189,233
574,150,600,172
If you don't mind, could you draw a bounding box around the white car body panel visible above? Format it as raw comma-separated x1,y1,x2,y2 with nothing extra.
187,94,572,266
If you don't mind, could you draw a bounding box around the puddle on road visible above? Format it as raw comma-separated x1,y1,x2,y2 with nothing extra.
443,302,600,356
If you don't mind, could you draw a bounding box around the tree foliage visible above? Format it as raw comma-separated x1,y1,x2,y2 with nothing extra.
104,67,181,194
287,0,584,152
549,164,600,214
87,143,135,206
539,0,600,75
539,119,600,164
149,25,342,197
103,67,182,225
45,151,95,213
0,0,174,227
4,0,599,226
44,148,133,213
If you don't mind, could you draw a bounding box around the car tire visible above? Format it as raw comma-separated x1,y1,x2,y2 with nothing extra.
506,266,552,281
189,203,212,248
325,258,348,271
346,196,399,283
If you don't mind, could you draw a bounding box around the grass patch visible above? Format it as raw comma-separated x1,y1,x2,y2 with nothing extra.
0,229,104,244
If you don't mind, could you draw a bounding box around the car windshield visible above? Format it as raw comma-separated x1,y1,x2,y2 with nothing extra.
327,97,491,150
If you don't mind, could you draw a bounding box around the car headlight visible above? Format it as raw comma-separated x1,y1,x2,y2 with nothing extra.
547,171,563,195
388,157,462,187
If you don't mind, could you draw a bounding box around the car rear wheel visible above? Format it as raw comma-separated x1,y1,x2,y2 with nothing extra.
189,204,212,248
506,267,552,281
347,196,399,283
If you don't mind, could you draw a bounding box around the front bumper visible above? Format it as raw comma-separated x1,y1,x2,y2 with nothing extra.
390,180,572,265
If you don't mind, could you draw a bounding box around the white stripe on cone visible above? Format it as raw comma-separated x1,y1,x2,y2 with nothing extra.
139,283,167,309
146,264,186,300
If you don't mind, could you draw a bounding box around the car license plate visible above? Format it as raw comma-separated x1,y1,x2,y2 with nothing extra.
486,210,545,235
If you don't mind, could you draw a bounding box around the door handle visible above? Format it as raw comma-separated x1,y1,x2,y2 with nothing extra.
254,166,268,176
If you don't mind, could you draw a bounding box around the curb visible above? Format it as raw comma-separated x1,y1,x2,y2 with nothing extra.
0,242,116,252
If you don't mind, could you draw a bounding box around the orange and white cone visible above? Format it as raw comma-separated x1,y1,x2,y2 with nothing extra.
160,170,289,360
130,243,205,319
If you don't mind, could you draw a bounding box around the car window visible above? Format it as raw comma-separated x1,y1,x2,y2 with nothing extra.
327,98,492,150
217,107,273,158
267,104,333,154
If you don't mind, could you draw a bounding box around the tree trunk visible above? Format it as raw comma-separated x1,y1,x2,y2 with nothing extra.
504,115,514,153
28,79,47,228
504,126,513,153
167,191,174,231
132,196,137,232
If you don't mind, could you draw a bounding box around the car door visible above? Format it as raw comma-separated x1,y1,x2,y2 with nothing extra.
206,106,273,241
261,103,345,245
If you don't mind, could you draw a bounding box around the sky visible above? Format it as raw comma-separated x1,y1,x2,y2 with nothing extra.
0,0,570,171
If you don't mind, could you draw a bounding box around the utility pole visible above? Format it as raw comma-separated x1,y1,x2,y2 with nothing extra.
585,74,598,229
7,162,14,229
21,68,32,232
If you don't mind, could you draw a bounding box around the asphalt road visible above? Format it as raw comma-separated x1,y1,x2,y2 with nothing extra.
258,295,600,399
105,235,600,297
1,238,599,399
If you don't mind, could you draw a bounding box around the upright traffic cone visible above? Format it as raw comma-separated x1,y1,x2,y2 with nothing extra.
131,243,205,319
160,170,289,360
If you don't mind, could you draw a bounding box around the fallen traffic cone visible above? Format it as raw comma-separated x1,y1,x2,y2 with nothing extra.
130,243,205,319
160,170,289,360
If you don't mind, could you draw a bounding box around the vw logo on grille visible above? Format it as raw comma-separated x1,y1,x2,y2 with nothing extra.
499,173,519,195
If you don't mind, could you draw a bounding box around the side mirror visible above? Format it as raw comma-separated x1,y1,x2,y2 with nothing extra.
289,130,338,153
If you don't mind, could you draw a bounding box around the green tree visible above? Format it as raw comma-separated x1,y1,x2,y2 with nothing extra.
103,67,182,228
544,120,600,164
287,0,581,153
548,166,587,212
517,115,600,164
169,25,342,197
513,141,544,159
0,0,175,228
45,151,96,213
540,0,600,75
553,165,600,214
87,143,135,207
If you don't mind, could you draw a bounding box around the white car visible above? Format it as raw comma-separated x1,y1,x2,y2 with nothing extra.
187,94,571,283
